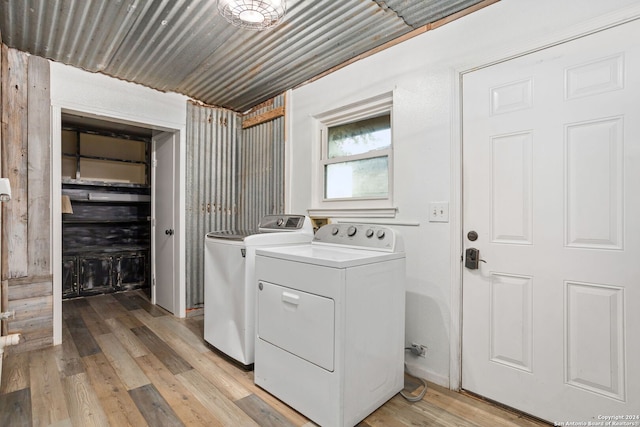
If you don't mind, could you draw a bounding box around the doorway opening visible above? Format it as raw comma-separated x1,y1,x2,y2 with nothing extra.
53,110,181,347
60,113,152,300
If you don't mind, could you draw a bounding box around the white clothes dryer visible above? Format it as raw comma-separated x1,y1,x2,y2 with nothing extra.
254,223,406,427
204,214,313,367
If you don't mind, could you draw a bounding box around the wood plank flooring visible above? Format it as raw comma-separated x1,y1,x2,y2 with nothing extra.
0,291,549,426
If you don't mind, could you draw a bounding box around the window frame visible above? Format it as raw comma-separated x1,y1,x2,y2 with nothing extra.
311,93,396,217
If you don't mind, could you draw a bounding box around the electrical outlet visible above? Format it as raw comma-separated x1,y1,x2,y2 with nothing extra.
410,342,427,357
429,202,449,222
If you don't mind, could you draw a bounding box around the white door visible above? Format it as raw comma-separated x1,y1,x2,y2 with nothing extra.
153,131,176,313
462,20,640,422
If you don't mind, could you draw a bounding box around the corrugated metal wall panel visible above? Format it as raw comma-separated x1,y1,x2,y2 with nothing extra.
185,101,239,308
184,95,286,309
0,0,491,112
179,0,410,110
104,1,225,90
237,94,286,230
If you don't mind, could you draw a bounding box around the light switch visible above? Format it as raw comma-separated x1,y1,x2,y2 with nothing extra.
429,202,449,222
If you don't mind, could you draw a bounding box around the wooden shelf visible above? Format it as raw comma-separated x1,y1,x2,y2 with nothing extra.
62,152,147,165
68,193,151,203
62,219,150,224
62,178,150,189
63,246,149,256
61,126,152,299
62,129,150,186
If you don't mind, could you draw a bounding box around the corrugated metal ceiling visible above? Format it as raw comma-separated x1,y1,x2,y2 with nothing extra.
0,0,491,112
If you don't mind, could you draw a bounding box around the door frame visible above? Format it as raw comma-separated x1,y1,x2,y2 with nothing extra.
51,105,186,345
449,9,640,391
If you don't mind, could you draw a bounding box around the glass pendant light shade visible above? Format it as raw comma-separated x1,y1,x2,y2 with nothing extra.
218,0,286,31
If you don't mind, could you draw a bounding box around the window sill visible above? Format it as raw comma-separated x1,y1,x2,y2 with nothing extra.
307,207,397,218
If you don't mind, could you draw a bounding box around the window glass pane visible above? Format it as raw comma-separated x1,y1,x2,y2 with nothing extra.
325,156,388,199
327,114,390,159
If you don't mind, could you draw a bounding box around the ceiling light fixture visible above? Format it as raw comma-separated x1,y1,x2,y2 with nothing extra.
217,0,286,31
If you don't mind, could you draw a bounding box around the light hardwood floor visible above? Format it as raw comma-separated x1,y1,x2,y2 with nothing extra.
0,291,549,426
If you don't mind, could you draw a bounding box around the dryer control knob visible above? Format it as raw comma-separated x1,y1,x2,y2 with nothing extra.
376,229,386,239
365,229,374,238
331,227,339,235
347,226,357,237
277,218,284,226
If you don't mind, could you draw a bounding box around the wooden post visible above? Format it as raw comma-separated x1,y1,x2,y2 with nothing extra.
27,55,51,276
0,36,4,333
1,45,29,280
1,46,54,352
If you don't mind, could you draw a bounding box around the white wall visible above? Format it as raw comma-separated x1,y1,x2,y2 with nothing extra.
287,0,640,386
50,63,189,344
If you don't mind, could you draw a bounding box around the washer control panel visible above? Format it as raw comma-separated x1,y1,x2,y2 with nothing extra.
258,215,312,232
313,223,402,252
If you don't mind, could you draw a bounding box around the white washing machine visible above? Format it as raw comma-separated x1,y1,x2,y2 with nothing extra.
204,214,313,367
254,223,406,427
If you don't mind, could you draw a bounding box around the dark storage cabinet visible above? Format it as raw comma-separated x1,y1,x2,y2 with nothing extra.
62,256,78,298
116,252,147,290
62,185,151,298
80,256,113,295
61,125,151,298
62,250,148,298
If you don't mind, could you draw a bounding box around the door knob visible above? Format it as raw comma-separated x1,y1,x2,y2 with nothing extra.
165,229,174,236
465,247,486,269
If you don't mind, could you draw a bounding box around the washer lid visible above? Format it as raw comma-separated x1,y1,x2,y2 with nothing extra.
256,244,404,269
206,229,314,246
206,215,313,242
206,230,258,241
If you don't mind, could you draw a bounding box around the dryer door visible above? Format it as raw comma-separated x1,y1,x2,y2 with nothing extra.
257,281,335,371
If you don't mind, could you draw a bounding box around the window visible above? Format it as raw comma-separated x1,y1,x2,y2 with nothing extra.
314,93,394,214
324,114,391,199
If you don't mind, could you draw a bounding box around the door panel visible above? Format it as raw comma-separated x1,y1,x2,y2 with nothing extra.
116,253,147,291
462,20,640,422
153,131,176,313
489,273,533,372
565,281,625,400
62,256,78,298
491,131,533,244
79,257,112,295
565,117,623,249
